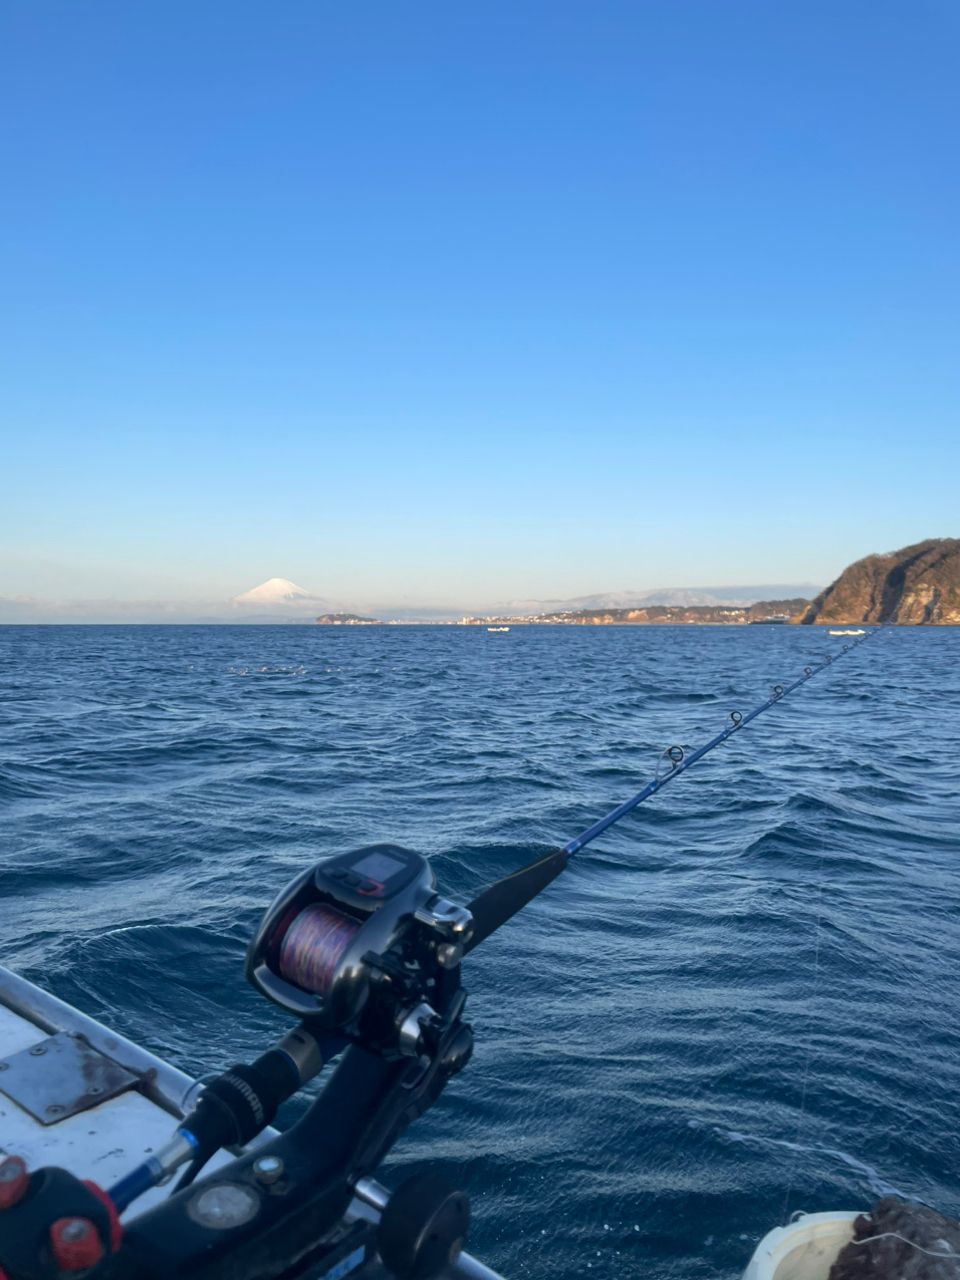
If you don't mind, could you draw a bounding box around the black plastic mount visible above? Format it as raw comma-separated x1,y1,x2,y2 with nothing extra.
91,1016,473,1280
378,1172,470,1280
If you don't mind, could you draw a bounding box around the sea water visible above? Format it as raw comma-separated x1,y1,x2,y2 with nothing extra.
1,624,959,1278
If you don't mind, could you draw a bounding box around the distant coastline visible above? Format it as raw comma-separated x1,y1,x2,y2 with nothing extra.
446,598,807,627
310,601,805,626
312,538,960,627
309,597,807,626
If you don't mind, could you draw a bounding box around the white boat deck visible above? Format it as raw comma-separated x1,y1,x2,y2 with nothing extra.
0,1001,234,1218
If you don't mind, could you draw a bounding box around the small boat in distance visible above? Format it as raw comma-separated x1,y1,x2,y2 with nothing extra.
487,626,511,632
829,628,866,636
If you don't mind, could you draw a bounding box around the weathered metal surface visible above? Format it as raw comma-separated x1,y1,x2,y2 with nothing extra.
0,1002,226,1219
0,965,199,1119
0,1031,138,1124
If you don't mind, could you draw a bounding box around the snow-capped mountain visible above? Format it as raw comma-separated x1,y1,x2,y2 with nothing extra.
232,578,311,606
227,578,338,619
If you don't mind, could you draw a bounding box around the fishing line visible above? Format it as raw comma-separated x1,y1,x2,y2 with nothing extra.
586,625,885,1226
279,905,359,996
772,629,892,1220
851,1233,959,1260
780,822,828,1224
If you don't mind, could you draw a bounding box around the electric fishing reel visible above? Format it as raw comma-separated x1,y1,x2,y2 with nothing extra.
245,844,475,1056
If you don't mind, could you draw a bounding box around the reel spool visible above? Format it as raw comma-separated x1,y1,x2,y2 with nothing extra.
245,844,474,1047
278,905,360,998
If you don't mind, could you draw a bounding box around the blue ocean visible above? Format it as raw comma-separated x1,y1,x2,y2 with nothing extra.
2,624,959,1278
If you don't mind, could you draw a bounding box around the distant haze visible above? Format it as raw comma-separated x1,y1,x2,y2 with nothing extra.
504,585,823,612
0,578,821,624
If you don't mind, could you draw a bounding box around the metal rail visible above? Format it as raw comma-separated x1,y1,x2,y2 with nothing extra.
0,964,199,1119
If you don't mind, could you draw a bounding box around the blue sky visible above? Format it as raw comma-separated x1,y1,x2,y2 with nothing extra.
2,1,958,613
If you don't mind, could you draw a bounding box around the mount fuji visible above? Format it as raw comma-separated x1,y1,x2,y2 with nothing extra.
232,577,312,606
228,577,336,620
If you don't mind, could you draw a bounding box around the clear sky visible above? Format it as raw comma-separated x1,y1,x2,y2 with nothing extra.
2,1,958,614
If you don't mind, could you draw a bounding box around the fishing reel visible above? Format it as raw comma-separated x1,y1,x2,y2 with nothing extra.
245,844,475,1057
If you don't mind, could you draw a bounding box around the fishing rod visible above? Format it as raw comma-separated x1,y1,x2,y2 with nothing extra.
465,625,883,949
564,627,881,855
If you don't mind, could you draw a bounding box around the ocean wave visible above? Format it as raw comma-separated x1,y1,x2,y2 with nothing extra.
2,623,959,1280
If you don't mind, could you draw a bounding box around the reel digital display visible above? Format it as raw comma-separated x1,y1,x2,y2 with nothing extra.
245,844,473,1040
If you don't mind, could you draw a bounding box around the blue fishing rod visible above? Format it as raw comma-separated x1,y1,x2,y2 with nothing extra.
563,628,879,855
465,626,882,949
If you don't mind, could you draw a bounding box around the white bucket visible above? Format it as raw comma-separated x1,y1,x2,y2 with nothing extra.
743,1213,860,1280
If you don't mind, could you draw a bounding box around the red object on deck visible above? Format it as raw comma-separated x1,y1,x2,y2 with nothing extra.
49,1217,104,1272
0,1157,29,1210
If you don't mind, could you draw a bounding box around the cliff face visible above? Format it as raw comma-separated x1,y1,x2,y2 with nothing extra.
798,539,960,625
